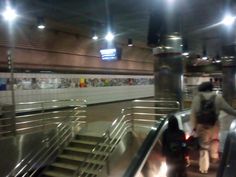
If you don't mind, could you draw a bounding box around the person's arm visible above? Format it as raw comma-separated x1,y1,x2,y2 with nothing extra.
219,96,236,117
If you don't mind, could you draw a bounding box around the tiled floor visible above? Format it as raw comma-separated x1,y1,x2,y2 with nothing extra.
86,100,133,123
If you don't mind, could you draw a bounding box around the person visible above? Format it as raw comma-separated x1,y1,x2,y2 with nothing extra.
190,81,236,174
162,115,188,177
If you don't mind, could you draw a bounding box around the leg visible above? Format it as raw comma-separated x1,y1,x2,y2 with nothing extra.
209,124,220,161
197,125,211,173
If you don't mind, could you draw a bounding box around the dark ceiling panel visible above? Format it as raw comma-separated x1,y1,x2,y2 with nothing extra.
1,0,233,56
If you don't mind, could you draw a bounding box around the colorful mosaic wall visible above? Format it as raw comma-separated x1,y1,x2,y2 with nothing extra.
0,77,154,91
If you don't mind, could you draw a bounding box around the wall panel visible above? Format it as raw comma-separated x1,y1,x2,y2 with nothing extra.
0,73,154,105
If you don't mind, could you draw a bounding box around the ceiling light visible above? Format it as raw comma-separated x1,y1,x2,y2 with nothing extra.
128,38,133,47
182,52,189,56
105,32,114,41
92,35,98,40
169,35,181,40
2,6,17,22
37,17,45,29
222,15,235,26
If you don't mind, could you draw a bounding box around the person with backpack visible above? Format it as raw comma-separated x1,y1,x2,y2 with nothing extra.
190,81,236,174
162,115,188,177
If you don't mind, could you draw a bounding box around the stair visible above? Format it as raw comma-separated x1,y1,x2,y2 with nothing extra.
41,134,114,177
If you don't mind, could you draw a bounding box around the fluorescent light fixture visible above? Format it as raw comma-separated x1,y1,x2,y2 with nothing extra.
37,17,45,29
222,15,235,26
169,35,181,40
182,52,189,56
2,6,17,22
38,25,45,29
105,32,114,41
92,35,98,40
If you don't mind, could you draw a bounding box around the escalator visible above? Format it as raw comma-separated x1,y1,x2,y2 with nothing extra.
123,112,236,177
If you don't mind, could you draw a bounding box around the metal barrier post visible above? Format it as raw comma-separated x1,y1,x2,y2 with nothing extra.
7,50,16,136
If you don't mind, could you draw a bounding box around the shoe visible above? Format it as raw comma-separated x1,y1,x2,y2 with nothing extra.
199,169,208,174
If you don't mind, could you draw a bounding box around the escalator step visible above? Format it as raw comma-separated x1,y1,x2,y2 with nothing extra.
189,159,219,169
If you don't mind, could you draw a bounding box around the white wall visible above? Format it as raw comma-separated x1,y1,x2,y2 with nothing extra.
0,73,154,105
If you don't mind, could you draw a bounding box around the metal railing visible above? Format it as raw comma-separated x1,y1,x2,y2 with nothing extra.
0,99,87,137
4,99,87,177
73,99,180,177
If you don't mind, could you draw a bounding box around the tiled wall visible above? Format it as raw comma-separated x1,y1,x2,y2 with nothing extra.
0,73,154,105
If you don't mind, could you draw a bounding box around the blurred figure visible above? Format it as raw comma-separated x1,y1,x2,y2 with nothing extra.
190,81,236,174
162,115,188,177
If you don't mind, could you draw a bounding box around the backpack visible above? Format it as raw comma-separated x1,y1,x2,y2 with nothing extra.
196,94,217,126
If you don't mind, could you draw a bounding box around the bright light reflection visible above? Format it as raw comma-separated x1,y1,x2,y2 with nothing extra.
202,56,208,60
92,35,98,40
105,32,114,41
169,35,181,40
2,6,18,22
155,162,167,177
182,52,189,56
38,25,45,29
222,15,235,26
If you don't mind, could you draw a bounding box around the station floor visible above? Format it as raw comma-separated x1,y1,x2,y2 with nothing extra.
86,100,134,123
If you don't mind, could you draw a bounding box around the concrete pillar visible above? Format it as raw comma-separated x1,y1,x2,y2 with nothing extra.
153,34,184,109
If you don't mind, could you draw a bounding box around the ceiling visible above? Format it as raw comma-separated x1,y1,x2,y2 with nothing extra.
1,0,235,57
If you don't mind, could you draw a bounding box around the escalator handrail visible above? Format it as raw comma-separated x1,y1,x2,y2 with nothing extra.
123,117,167,177
217,119,236,177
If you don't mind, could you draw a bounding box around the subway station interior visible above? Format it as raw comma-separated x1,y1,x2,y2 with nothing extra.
1,0,236,177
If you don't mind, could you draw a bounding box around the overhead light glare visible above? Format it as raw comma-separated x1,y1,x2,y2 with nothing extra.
38,25,45,29
2,6,17,22
222,15,235,26
105,32,114,41
37,17,46,29
169,35,181,40
92,35,98,40
182,52,189,56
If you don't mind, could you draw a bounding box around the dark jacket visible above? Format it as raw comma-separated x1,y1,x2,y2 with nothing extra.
162,117,188,162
